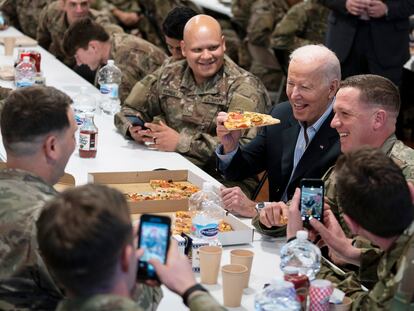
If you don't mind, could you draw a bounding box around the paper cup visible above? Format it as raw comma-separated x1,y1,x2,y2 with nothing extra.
309,279,333,311
199,245,222,284
4,37,15,56
230,249,254,288
329,296,353,311
221,264,248,307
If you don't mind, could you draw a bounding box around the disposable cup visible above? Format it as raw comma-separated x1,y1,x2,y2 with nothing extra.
221,264,248,307
329,296,353,311
199,245,222,284
4,37,15,56
230,249,254,288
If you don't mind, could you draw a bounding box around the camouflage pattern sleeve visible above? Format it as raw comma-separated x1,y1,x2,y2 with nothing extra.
389,140,414,184
113,36,167,102
130,284,163,310
188,291,227,311
36,4,52,51
251,214,287,237
231,0,256,31
270,1,329,51
114,68,161,137
0,86,12,101
247,0,289,46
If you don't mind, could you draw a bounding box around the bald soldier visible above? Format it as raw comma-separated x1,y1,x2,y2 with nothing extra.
63,18,166,102
37,0,122,67
115,15,272,197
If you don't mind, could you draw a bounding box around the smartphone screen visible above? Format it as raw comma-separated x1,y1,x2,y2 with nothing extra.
125,115,147,129
137,214,171,281
300,179,324,225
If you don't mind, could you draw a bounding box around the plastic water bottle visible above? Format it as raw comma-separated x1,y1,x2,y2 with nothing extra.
189,182,224,242
15,56,35,88
280,231,321,280
255,279,301,311
72,86,97,145
97,59,121,115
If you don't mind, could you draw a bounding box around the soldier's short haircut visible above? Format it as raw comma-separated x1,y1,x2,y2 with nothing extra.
289,44,341,85
37,184,133,296
335,147,413,238
162,6,198,40
1,86,71,156
63,17,110,57
340,74,400,116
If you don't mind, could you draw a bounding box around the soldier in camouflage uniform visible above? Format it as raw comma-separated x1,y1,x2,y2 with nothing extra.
38,184,225,311
0,86,78,310
63,18,166,102
0,0,52,38
0,86,11,101
92,0,141,30
115,15,272,197
270,0,329,52
37,0,123,67
296,148,414,310
246,0,301,93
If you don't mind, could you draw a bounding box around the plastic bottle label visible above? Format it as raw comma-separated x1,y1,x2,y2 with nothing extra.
79,132,97,151
15,80,34,88
192,222,219,239
100,84,119,99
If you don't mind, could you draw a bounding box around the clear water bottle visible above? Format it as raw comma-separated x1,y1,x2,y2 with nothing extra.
72,86,97,145
255,279,301,311
280,231,321,280
15,56,35,88
97,59,121,115
189,182,224,242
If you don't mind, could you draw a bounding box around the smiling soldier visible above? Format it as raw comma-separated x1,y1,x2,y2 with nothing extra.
115,14,272,197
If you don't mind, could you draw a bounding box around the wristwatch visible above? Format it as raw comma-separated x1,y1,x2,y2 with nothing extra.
182,284,208,306
255,202,266,214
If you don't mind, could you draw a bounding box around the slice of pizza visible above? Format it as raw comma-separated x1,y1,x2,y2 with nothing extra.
224,111,280,130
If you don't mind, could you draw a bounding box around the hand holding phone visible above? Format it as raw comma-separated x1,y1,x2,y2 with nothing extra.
300,178,324,227
137,214,171,282
125,114,148,130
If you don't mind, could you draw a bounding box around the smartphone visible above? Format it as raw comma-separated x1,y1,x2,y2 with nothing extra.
137,214,171,281
300,178,324,226
125,114,148,129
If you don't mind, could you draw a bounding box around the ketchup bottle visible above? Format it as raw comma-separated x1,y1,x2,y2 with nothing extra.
79,113,98,158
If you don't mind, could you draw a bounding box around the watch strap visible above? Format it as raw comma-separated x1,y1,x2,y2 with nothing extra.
182,283,208,306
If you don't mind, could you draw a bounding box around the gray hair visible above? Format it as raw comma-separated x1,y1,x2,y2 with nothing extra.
289,44,341,84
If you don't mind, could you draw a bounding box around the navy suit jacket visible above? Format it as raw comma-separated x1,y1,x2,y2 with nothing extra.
221,102,341,202
321,0,414,68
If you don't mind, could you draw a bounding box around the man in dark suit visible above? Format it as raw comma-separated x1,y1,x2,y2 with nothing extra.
321,0,414,86
217,44,341,218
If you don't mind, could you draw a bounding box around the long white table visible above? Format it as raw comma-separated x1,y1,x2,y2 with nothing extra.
0,27,285,310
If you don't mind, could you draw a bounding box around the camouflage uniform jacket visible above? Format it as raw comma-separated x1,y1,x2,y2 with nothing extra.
37,1,122,67
231,0,256,33
0,0,51,39
247,0,290,46
270,0,329,52
96,33,167,102
252,134,414,237
0,168,62,310
115,55,272,170
57,290,225,311
335,221,414,310
93,0,140,13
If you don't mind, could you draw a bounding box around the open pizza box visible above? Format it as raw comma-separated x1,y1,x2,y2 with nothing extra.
87,169,253,246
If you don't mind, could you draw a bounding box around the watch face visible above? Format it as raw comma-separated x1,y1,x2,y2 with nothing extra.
256,202,265,210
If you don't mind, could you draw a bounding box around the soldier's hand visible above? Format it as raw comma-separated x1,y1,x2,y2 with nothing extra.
129,125,150,144
367,0,388,17
310,210,361,266
221,186,257,217
144,121,180,152
286,188,304,240
259,200,288,228
345,0,369,15
149,240,196,296
216,111,241,154
113,9,140,26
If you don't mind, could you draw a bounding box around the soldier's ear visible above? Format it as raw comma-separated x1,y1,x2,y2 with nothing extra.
221,35,226,53
408,182,414,204
88,40,100,53
180,40,186,57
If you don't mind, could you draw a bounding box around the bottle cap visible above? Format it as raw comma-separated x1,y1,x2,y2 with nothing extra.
107,59,114,66
283,266,300,275
296,230,308,240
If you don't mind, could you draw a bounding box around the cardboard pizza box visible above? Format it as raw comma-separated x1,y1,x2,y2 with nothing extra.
88,169,206,214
